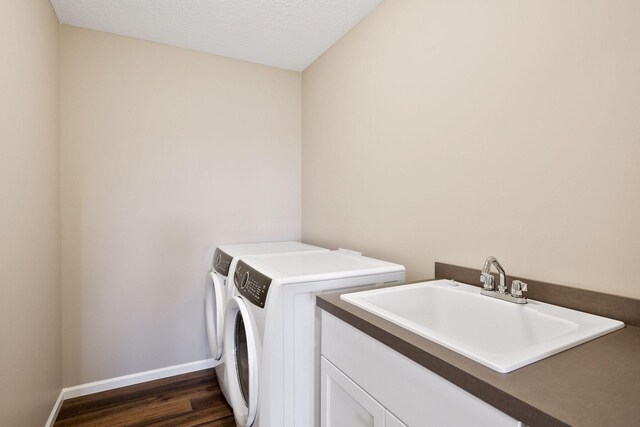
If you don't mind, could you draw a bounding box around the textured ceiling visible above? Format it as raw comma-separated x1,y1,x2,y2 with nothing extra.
50,0,383,71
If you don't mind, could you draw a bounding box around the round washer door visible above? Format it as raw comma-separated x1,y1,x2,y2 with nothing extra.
224,296,259,427
205,271,225,361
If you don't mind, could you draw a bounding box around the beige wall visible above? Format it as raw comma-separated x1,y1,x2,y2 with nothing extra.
60,26,301,386
302,0,640,299
3,1,637,411
0,1,61,426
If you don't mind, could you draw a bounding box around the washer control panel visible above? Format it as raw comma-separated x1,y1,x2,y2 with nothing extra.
234,260,272,308
212,248,232,276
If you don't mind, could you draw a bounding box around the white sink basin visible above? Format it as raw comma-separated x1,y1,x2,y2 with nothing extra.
341,279,624,373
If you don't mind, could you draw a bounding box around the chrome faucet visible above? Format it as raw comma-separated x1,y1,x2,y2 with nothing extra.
480,256,507,293
480,256,528,304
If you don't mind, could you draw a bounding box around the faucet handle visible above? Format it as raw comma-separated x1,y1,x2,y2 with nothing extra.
510,280,528,298
480,272,494,291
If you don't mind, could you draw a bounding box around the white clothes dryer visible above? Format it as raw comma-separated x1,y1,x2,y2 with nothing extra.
223,250,405,427
205,242,327,405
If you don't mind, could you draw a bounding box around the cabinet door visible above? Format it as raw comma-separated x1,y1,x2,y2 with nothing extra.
321,357,385,427
385,412,408,427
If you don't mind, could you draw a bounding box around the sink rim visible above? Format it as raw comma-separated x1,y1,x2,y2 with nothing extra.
340,279,625,373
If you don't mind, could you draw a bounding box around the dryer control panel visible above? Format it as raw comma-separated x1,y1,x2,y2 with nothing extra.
234,260,272,308
212,248,233,276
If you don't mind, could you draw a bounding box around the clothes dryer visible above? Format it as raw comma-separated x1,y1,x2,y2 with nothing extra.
205,242,327,405
223,250,405,427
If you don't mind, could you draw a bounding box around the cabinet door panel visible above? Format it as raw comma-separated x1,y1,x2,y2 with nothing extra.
321,357,385,427
385,411,408,427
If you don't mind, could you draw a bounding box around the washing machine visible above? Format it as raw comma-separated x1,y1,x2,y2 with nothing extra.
205,242,327,405
222,250,405,427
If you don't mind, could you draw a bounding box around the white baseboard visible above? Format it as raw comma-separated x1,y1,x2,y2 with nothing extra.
45,358,215,426
44,390,65,427
63,358,216,399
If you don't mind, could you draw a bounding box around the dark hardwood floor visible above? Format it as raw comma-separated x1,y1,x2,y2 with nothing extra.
54,368,236,426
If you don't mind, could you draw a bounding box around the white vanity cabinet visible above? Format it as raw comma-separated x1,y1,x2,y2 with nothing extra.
320,311,523,427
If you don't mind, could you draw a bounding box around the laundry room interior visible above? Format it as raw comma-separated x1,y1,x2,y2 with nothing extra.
2,1,639,426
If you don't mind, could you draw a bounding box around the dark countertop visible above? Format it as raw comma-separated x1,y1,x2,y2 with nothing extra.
317,281,640,427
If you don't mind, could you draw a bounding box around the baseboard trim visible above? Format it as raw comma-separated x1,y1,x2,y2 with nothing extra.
45,358,215,425
44,389,65,427
64,358,216,399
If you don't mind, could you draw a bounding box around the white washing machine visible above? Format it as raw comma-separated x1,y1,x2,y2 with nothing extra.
205,242,327,405
222,250,405,427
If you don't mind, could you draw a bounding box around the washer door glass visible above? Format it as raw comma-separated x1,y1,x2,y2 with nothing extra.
235,314,250,404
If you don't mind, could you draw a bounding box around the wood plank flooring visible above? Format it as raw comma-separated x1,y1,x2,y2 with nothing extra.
54,368,236,426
